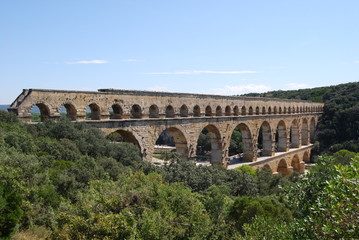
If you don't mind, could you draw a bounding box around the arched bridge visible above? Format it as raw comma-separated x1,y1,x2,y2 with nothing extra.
9,89,323,175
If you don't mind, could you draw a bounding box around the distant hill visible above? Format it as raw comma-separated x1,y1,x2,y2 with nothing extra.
0,105,9,111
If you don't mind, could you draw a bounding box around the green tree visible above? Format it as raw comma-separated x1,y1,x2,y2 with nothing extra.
286,154,359,239
0,166,24,238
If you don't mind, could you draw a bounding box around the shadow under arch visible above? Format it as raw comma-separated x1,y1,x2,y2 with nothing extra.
276,120,287,152
196,124,223,165
231,123,254,162
291,154,301,172
257,121,273,156
30,103,50,122
60,102,77,121
277,159,289,176
110,103,123,119
290,119,300,148
155,127,189,160
302,118,309,145
303,151,310,163
310,117,316,143
87,103,101,120
107,129,142,154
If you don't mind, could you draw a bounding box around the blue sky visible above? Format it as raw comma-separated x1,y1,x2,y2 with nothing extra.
1,0,358,104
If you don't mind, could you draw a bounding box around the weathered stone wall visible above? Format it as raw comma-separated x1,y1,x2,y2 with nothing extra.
88,114,320,168
9,89,324,121
8,88,324,174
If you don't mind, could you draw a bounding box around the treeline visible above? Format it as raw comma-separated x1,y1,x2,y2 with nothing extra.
0,110,358,239
242,86,332,102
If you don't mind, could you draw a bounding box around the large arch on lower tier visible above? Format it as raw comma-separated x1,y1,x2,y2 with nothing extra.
257,121,273,156
196,124,223,165
231,123,255,162
301,118,309,145
276,120,288,152
106,129,142,155
310,117,316,143
290,119,301,148
155,127,189,160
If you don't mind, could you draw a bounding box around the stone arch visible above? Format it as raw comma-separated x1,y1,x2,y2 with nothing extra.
290,119,301,148
277,159,290,176
88,103,101,120
279,107,282,114
291,155,301,172
296,106,299,113
31,103,50,122
205,106,212,116
193,105,201,117
288,107,292,114
255,106,260,115
233,106,239,116
180,104,188,117
107,129,142,154
61,102,77,120
301,118,309,145
149,104,159,118
263,164,272,172
241,106,247,115
273,106,277,114
225,106,231,116
156,127,189,159
110,103,122,119
131,104,142,119
165,105,175,118
283,107,287,114
235,123,255,162
258,121,273,156
276,120,288,152
248,106,254,115
303,151,310,163
197,124,223,165
216,106,222,116
262,106,266,115
310,117,316,143
268,106,272,114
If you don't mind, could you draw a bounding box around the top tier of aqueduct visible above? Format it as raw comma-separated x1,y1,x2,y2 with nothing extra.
8,88,324,121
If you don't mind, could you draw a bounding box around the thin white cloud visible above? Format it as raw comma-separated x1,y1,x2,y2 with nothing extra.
65,60,108,64
354,60,359,64
146,70,257,75
208,84,271,95
286,83,311,89
123,58,137,62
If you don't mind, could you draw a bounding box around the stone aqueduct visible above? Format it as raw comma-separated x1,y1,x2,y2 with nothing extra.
9,89,324,175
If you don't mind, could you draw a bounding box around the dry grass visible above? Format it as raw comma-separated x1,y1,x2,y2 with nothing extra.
12,226,51,240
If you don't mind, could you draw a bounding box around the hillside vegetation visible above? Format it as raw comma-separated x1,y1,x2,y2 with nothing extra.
0,110,358,239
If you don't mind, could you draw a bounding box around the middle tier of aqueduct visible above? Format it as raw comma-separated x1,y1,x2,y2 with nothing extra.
9,88,324,176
